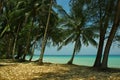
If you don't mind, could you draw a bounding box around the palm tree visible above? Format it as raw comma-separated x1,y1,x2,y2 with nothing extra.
38,0,68,64
38,0,52,64
0,0,39,59
0,0,36,60
93,0,115,67
101,0,120,69
9,1,28,60
0,0,23,60
58,0,98,64
60,20,98,64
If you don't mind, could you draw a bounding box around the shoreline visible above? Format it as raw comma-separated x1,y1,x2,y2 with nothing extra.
0,59,120,80
25,55,120,68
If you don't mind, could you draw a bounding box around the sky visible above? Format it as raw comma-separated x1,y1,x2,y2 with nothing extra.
56,0,70,13
35,0,120,55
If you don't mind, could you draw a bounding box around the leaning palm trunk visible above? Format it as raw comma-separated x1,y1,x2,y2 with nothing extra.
6,38,12,59
22,29,31,60
94,0,114,68
12,36,17,60
101,0,120,69
94,16,109,67
39,0,52,64
93,1,104,67
12,24,20,60
39,37,47,64
94,33,104,67
22,15,31,61
29,44,35,61
67,44,76,65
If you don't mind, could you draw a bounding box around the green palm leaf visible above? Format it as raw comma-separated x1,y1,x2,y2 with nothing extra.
9,9,25,24
0,25,10,37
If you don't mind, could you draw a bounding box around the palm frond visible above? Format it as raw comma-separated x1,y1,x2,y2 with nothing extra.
82,34,89,46
53,4,70,18
64,33,75,45
9,9,25,22
57,33,74,50
88,38,98,47
0,25,10,37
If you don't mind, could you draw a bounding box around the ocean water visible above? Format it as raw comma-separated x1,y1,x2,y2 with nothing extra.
26,55,120,68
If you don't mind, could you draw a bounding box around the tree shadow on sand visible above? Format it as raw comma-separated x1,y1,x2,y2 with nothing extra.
32,65,85,80
31,64,120,80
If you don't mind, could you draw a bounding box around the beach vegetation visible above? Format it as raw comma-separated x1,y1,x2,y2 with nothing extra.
0,0,120,70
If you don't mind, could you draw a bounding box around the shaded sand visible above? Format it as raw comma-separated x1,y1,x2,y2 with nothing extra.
0,60,120,80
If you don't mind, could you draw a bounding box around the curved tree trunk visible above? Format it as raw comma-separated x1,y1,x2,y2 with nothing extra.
94,17,109,67
12,24,20,60
15,44,23,59
39,0,52,64
101,0,120,69
94,34,104,67
29,44,35,61
94,0,114,68
39,38,47,64
6,37,12,59
22,30,31,60
67,45,76,65
22,18,33,60
93,0,103,67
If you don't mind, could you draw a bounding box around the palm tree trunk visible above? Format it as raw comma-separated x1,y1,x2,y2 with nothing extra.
93,0,103,67
39,38,47,64
23,28,32,60
94,0,114,68
67,44,76,65
7,38,12,59
22,53,26,60
29,34,40,61
101,0,120,69
94,34,104,67
12,24,20,60
22,10,30,60
29,44,35,61
94,18,109,67
39,0,52,64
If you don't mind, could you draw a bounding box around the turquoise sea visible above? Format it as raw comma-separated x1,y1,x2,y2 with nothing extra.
26,55,120,68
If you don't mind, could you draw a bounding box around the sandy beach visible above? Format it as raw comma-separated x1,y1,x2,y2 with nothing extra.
0,60,120,80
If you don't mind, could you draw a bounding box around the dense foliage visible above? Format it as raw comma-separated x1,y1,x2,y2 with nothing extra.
0,0,120,69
